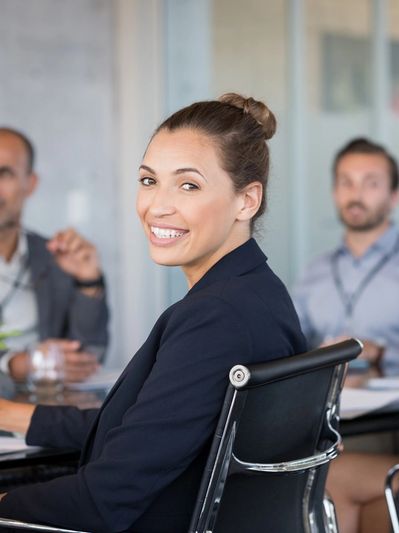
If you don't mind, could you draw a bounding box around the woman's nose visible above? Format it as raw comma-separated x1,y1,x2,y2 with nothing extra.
148,189,176,217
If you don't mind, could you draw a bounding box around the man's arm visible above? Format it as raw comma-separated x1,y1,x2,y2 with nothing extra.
47,228,109,358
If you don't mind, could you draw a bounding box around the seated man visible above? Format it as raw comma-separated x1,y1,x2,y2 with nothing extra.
294,137,399,363
295,138,399,532
0,127,109,385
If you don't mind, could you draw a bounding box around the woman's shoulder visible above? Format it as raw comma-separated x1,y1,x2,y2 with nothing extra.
171,265,291,330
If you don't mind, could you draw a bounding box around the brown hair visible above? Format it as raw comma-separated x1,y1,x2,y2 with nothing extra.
155,93,277,230
333,137,399,191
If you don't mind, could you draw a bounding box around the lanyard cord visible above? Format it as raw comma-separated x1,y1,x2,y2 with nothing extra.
0,256,30,323
331,235,399,318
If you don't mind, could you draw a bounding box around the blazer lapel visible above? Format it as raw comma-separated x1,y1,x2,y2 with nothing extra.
27,234,52,340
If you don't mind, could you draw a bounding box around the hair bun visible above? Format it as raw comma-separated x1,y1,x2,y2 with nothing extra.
218,93,276,140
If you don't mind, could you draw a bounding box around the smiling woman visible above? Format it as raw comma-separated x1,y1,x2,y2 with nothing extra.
137,128,257,287
0,94,306,533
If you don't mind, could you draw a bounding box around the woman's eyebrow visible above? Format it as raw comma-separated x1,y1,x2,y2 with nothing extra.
139,164,156,174
175,168,207,181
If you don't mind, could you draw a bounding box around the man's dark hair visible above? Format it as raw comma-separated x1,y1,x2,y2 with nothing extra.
0,127,35,173
333,137,399,191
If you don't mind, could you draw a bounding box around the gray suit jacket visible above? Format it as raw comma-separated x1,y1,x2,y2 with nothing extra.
27,231,109,359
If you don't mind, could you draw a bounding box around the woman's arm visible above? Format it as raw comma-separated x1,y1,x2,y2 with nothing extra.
0,297,252,532
0,399,99,450
0,399,35,434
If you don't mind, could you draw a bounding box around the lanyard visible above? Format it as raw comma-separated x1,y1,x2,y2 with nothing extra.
0,256,29,324
331,235,399,318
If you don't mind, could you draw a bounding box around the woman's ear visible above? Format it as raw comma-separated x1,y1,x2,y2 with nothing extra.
236,182,263,221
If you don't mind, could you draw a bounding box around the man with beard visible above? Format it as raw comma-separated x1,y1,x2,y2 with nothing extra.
294,138,399,363
0,127,109,387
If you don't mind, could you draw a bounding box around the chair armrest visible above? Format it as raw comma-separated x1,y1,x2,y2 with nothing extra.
231,438,340,474
230,407,342,474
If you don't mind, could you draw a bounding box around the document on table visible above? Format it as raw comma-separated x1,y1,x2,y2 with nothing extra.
340,388,399,419
0,436,42,455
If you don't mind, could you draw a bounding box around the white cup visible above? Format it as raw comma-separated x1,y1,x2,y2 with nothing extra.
27,342,65,398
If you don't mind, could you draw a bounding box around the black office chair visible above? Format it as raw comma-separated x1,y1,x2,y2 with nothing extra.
385,464,399,533
189,338,362,533
0,339,362,533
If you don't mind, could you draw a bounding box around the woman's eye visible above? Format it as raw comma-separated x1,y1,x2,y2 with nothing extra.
139,177,156,186
181,182,199,191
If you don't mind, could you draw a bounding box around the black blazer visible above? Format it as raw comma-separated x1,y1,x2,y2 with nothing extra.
0,239,306,533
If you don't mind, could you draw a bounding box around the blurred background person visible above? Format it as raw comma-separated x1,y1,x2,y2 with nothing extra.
0,127,109,386
293,138,399,364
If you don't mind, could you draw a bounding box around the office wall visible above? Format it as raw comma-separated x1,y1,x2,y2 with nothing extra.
0,0,123,363
165,0,399,289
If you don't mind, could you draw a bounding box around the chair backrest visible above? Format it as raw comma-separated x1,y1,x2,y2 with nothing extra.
189,338,362,533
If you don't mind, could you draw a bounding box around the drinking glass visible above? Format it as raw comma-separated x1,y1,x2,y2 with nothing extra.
27,342,65,399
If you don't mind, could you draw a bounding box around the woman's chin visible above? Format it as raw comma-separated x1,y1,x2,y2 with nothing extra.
149,249,182,267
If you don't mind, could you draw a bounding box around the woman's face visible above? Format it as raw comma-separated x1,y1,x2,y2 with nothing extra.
136,128,252,287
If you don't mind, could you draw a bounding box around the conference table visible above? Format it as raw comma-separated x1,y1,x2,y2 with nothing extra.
0,373,115,492
340,363,399,437
1,363,399,489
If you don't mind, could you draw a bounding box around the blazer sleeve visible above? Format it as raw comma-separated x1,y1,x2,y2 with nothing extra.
26,406,100,450
0,296,253,532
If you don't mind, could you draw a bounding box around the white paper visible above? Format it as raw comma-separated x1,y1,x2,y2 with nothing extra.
66,369,121,391
367,377,399,390
0,436,42,455
340,388,399,419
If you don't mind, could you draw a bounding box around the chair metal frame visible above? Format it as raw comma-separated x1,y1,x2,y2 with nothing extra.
385,463,399,533
0,518,87,532
189,339,362,533
322,495,339,533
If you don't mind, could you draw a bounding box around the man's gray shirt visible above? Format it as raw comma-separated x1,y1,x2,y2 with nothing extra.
293,223,399,364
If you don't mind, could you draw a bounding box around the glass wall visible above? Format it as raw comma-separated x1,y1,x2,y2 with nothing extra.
165,0,399,299
0,0,122,363
389,0,399,170
305,0,373,262
212,0,291,281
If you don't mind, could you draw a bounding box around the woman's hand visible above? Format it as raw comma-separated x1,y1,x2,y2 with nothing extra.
0,399,35,435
